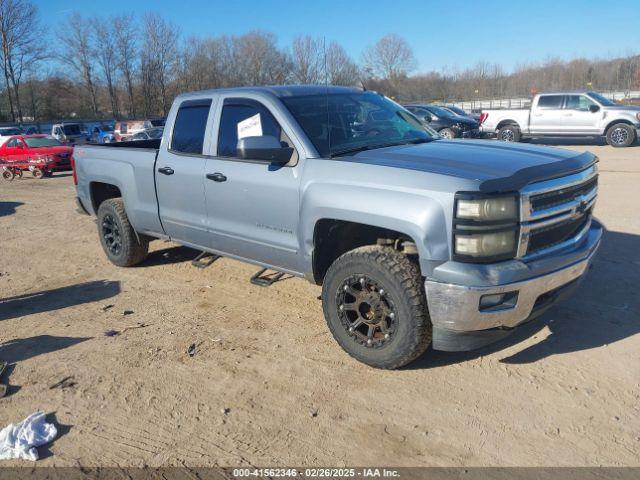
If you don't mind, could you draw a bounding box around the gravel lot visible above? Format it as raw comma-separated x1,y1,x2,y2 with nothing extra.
0,140,638,467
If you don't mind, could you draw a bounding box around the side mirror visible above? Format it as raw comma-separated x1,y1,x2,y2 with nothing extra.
423,114,433,123
237,135,293,164
589,104,600,113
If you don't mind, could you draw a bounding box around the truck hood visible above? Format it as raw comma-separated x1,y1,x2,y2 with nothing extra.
603,105,640,112
348,139,597,193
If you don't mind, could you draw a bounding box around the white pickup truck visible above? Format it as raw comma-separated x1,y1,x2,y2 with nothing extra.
481,91,640,147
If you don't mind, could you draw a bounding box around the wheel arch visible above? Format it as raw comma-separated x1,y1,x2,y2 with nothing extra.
496,120,521,131
311,219,422,285
604,118,634,135
90,181,122,213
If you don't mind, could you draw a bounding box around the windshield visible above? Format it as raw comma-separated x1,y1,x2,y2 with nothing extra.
147,128,163,139
587,92,617,107
281,91,436,157
24,137,63,148
62,124,81,135
427,106,458,118
445,106,468,116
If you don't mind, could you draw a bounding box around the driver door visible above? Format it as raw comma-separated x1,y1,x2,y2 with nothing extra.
562,95,601,134
3,138,28,161
204,97,302,272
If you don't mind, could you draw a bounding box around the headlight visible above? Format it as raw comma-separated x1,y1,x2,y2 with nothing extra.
455,230,517,258
456,196,518,222
453,193,520,262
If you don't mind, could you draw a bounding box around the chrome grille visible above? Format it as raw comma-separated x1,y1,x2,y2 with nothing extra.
518,164,598,259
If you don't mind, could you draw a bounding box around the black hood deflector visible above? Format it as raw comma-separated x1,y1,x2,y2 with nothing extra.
479,151,598,193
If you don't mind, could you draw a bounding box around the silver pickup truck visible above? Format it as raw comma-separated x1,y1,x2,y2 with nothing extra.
73,86,602,369
481,91,640,147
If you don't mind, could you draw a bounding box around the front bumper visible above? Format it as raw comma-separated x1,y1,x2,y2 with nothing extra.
425,220,602,351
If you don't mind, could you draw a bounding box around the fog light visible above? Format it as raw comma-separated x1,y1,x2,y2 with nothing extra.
480,294,506,308
479,291,519,311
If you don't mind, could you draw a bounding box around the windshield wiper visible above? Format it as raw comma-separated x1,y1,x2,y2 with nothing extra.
330,138,433,158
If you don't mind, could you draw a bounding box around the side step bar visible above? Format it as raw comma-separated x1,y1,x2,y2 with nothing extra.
191,251,221,269
250,268,286,287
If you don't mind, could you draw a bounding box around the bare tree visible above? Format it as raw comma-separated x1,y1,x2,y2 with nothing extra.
291,35,322,84
0,0,45,121
362,34,416,81
92,17,119,117
234,31,289,85
59,13,99,116
324,42,359,86
113,14,137,118
140,13,179,116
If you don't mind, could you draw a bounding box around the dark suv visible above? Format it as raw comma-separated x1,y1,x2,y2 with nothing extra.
404,104,480,139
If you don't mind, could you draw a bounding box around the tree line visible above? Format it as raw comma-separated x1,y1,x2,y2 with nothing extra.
0,0,638,123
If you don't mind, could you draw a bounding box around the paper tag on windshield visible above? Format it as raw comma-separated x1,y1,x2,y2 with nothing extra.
237,113,262,139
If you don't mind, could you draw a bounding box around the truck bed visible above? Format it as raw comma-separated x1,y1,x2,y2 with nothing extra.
87,139,161,150
73,140,163,236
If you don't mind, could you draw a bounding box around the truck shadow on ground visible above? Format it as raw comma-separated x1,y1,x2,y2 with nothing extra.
139,245,201,267
0,201,24,218
0,280,120,322
0,335,90,364
409,229,640,368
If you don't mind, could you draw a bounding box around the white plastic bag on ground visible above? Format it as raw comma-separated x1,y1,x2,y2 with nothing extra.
0,411,57,461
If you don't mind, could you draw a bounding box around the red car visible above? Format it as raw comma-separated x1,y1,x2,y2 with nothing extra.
0,135,73,172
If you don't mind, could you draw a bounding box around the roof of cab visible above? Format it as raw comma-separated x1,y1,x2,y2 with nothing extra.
176,85,363,101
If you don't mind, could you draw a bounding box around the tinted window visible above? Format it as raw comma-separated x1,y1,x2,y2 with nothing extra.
171,99,212,154
537,95,563,109
217,100,282,157
62,125,81,135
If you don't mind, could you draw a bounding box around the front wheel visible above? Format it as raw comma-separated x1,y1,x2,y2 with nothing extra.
606,123,636,148
497,125,521,142
321,246,432,369
97,198,149,267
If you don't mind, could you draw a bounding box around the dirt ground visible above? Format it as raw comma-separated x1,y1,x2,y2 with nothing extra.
0,140,639,467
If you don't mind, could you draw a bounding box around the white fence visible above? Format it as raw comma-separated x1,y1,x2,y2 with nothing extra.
451,90,640,111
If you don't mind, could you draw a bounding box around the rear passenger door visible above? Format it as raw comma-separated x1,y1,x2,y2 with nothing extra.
203,97,302,273
155,98,215,248
529,95,565,134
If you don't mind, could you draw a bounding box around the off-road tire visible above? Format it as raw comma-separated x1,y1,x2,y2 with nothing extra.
321,245,432,369
97,198,149,267
606,123,635,148
497,124,521,143
439,127,455,139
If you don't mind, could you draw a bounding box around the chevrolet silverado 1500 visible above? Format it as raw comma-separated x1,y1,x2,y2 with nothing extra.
481,91,640,147
73,86,602,369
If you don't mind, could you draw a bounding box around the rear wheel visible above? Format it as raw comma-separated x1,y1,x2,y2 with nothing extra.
439,128,455,139
497,124,521,142
97,198,149,267
321,246,432,369
606,123,635,147
2,169,14,181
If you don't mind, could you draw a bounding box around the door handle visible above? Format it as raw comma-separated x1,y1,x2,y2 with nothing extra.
157,167,174,175
206,172,227,182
